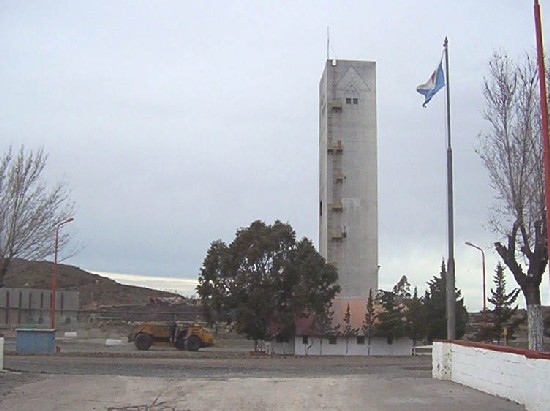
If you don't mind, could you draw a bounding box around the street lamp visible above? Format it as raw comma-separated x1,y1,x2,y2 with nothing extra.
465,241,486,325
50,217,74,329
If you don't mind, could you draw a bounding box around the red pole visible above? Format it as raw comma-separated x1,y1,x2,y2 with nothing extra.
50,226,59,329
481,248,486,321
534,1,550,272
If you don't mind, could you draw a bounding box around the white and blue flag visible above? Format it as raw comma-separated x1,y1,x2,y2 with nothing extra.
416,61,445,107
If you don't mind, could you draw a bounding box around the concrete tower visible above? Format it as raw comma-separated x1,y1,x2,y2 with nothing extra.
319,59,378,298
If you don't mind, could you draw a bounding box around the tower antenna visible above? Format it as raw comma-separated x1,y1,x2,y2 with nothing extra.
327,26,330,60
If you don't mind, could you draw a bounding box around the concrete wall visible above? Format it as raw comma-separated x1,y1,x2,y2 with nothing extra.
433,341,550,411
319,59,378,298
0,288,78,326
290,336,412,356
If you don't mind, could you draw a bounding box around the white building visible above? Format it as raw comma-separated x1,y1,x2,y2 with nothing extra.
271,298,413,356
319,59,378,298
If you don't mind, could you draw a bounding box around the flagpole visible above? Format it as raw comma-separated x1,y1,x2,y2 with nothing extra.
534,1,550,291
444,37,456,340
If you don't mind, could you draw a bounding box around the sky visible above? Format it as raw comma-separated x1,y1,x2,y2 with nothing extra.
2,1,550,311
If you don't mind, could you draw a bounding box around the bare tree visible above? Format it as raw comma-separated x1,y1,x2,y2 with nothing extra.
0,146,75,287
478,52,546,351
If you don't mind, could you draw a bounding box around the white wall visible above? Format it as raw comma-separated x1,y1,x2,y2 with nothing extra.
292,336,412,356
431,340,451,380
271,341,295,355
433,341,550,411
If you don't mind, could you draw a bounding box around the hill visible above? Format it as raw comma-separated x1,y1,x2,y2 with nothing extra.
4,259,183,309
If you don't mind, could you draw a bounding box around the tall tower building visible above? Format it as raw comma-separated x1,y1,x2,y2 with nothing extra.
319,59,378,298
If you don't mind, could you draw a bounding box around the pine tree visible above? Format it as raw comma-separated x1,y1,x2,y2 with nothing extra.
342,303,358,354
485,262,521,344
424,260,469,342
362,289,376,355
404,286,426,348
375,290,405,345
393,275,411,302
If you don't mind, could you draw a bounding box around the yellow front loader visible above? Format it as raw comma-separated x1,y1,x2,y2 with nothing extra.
128,321,214,351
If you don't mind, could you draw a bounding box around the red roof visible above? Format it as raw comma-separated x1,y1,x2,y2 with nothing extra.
294,297,384,336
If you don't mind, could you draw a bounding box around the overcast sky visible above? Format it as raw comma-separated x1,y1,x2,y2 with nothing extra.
2,1,550,311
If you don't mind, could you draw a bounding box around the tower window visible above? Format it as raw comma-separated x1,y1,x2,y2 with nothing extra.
345,98,351,104
353,98,358,105
319,201,322,216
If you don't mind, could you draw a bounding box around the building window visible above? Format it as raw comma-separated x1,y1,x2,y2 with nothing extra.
319,201,322,216
345,98,351,104
353,98,358,105
357,336,365,345
276,334,290,343
328,336,337,345
302,336,309,345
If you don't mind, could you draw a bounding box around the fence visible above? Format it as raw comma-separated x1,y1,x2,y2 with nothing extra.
0,288,78,327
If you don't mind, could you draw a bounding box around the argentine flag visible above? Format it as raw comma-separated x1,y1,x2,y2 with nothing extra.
416,61,445,107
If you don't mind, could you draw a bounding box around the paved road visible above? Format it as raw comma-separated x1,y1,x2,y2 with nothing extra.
1,352,525,411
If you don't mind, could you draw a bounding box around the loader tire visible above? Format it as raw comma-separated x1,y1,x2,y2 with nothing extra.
134,332,153,351
175,334,186,350
186,335,201,352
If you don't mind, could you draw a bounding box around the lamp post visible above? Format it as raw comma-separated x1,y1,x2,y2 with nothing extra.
465,241,486,325
50,217,74,329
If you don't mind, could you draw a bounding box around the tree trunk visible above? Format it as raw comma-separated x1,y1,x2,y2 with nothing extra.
345,337,349,355
0,257,9,288
527,304,543,351
524,281,544,351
